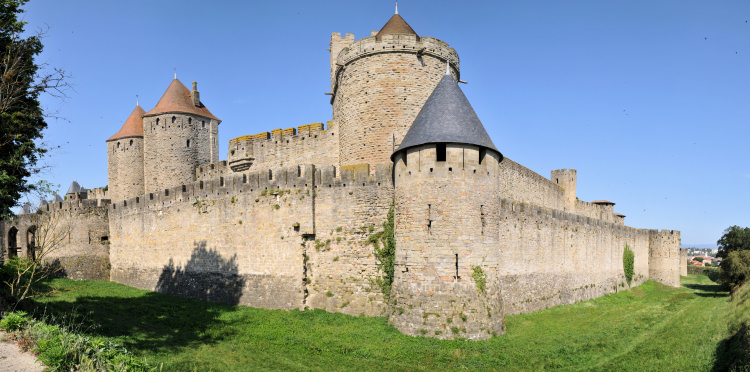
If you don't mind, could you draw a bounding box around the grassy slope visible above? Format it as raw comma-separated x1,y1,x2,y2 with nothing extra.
28,275,734,371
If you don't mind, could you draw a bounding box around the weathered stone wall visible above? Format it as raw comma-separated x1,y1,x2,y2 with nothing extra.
550,169,577,212
2,199,111,281
143,113,219,195
680,248,688,276
391,144,505,340
305,164,393,317
221,122,338,176
496,199,651,315
107,137,144,202
109,163,393,314
575,200,616,223
497,158,565,211
332,33,459,167
648,229,681,287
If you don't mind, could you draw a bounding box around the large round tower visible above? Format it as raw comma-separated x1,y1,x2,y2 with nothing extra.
106,104,146,202
390,70,505,340
330,9,460,167
142,79,220,194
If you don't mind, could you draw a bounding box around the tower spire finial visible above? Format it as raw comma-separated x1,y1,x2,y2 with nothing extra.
173,67,177,79
395,1,398,14
136,94,139,106
445,60,450,75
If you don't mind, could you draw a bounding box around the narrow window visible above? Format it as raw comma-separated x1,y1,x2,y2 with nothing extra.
427,204,432,235
187,139,190,148
200,181,204,189
455,254,460,280
242,174,247,183
182,185,186,192
156,118,160,126
164,189,169,196
117,142,120,148
480,205,486,235
188,118,192,125
479,148,486,165
172,116,176,123
220,177,224,187
436,144,446,162
149,193,153,200
268,170,273,180
130,139,133,146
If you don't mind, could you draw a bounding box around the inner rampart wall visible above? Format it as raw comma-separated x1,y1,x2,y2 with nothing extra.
497,158,564,211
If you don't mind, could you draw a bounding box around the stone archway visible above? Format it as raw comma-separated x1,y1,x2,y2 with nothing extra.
26,226,36,261
7,226,18,259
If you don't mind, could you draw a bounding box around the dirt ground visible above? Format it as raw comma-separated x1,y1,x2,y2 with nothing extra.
0,331,44,372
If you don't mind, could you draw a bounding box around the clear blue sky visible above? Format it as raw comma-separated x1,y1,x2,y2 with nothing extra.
19,1,750,246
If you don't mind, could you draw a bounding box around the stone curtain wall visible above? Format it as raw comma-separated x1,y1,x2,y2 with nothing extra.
575,200,616,223
332,34,459,167
3,200,111,281
109,163,393,313
223,122,339,176
496,199,652,315
680,248,688,276
497,158,565,211
306,164,393,316
107,137,144,203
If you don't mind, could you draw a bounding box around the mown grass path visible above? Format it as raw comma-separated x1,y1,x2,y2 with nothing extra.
29,275,734,371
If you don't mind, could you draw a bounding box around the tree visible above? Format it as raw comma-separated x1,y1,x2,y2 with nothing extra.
717,226,750,259
719,250,750,291
0,0,68,219
694,256,704,263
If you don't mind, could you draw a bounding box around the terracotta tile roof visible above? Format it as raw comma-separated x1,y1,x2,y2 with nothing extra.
376,14,419,41
144,79,219,121
107,105,146,141
592,200,615,205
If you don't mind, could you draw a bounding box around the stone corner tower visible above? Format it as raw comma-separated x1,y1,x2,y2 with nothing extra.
142,79,221,194
550,168,577,212
331,9,460,168
106,104,146,202
390,70,505,340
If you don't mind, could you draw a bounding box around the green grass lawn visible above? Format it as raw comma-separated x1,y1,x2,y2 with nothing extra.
26,275,737,371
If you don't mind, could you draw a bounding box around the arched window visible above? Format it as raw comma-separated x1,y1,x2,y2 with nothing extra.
129,139,133,146
156,118,160,126
117,142,120,148
172,116,176,123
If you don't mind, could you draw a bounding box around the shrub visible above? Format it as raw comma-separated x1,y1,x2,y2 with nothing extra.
719,250,750,291
623,244,635,286
471,266,486,293
368,202,395,300
0,311,29,331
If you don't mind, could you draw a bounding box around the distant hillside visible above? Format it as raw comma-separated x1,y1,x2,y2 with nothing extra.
681,244,718,249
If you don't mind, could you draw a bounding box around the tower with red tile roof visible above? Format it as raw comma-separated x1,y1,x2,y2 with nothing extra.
141,79,220,195
106,104,146,202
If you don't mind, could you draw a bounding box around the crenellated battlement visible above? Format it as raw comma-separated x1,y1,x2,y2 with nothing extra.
112,163,392,213
226,121,336,173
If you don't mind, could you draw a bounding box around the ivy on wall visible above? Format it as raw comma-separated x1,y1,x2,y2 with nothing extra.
369,202,395,300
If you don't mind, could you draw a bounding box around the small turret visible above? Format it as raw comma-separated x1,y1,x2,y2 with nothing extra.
107,104,146,202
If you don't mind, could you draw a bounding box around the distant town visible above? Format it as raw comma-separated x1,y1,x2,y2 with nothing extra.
684,248,721,267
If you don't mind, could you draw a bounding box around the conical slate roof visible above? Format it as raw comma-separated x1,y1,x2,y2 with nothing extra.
144,79,219,121
375,14,419,41
107,105,146,142
66,181,81,194
392,72,499,160
53,194,63,203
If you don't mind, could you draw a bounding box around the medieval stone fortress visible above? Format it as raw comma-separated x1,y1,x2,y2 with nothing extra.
1,11,684,340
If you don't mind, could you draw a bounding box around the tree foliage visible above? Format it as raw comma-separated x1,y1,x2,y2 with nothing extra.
719,250,750,291
717,225,750,259
0,0,68,219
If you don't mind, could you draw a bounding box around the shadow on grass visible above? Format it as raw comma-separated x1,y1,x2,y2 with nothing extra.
683,283,729,298
712,321,750,372
30,241,246,355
